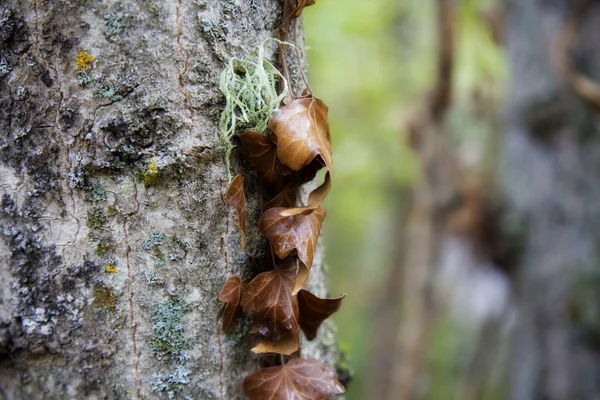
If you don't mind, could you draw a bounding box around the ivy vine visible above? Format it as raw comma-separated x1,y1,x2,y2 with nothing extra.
218,1,346,399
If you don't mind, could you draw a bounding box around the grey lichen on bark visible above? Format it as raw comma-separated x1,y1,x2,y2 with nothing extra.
0,1,339,399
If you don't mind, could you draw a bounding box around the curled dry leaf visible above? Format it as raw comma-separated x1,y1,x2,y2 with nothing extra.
218,276,245,333
293,156,325,186
263,160,330,213
251,329,299,356
269,97,332,172
244,358,345,400
279,171,331,217
282,0,318,28
259,206,326,269
298,289,345,340
296,262,309,294
226,174,247,249
279,257,309,295
238,130,290,191
241,264,299,341
264,185,298,210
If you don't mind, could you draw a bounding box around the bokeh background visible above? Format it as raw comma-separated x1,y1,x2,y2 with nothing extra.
304,0,600,399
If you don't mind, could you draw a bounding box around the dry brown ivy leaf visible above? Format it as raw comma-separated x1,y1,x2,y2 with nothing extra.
282,0,317,28
279,171,331,217
293,262,309,296
251,328,299,355
264,185,298,210
238,130,291,191
292,157,325,186
258,206,326,269
263,165,331,213
269,97,332,172
244,358,345,400
296,262,309,294
241,264,299,341
226,174,247,249
279,257,309,295
298,289,345,340
218,276,245,333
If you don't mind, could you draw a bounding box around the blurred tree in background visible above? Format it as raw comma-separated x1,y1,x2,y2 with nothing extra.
306,0,600,399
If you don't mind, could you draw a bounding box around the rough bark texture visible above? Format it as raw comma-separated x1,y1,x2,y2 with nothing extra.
504,0,600,398
0,1,339,399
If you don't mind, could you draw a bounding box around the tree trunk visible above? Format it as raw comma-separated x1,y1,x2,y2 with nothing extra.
504,0,600,398
0,1,338,399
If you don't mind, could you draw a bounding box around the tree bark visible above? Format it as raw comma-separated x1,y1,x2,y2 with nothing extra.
0,1,339,399
504,0,600,398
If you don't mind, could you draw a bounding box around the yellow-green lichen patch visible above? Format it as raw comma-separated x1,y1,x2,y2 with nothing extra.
106,205,118,217
143,157,159,186
92,234,115,256
105,264,117,273
76,50,94,86
76,50,94,72
87,207,107,229
153,247,166,267
92,285,117,312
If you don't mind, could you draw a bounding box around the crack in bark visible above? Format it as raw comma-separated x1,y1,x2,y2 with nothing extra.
175,0,194,136
216,315,225,400
123,182,141,399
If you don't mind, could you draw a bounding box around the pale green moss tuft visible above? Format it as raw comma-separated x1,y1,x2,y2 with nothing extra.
219,39,290,178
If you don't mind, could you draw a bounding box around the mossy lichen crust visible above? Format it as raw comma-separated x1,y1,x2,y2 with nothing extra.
149,297,191,361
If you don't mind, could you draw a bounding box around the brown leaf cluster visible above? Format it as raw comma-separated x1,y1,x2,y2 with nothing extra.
222,93,343,396
244,358,345,400
221,4,342,391
220,260,341,355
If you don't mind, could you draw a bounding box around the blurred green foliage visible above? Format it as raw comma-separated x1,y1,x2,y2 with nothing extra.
304,0,505,398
